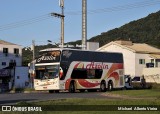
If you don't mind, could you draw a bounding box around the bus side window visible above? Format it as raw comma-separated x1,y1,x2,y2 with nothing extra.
71,69,103,80
71,69,87,79
87,69,95,79
95,69,103,79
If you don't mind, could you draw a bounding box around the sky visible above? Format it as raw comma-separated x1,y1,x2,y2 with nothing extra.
0,0,160,47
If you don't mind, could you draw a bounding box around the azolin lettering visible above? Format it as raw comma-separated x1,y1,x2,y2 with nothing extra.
37,55,56,62
86,62,108,69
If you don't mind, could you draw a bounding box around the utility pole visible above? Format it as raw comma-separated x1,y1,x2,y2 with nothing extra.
31,40,35,88
51,0,65,48
60,0,64,48
32,40,35,64
82,0,87,50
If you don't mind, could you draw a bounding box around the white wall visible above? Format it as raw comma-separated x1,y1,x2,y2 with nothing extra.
98,43,160,78
98,44,138,77
143,67,160,83
14,67,29,88
87,42,99,51
135,53,150,76
0,44,22,69
99,45,155,77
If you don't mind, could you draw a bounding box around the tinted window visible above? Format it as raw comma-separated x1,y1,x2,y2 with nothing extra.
71,68,103,79
36,51,61,64
61,50,123,63
35,65,59,79
132,77,140,81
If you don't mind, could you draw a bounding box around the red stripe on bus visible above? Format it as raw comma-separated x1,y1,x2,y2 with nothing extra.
78,79,99,88
108,72,119,80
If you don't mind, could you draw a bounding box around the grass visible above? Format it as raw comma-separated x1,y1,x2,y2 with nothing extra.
110,89,160,98
15,98,160,105
1,89,160,114
1,98,160,114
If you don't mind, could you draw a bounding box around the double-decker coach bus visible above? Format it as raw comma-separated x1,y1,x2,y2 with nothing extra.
33,48,124,93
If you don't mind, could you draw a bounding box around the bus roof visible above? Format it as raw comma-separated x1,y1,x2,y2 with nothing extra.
39,48,122,55
37,48,123,64
40,48,78,52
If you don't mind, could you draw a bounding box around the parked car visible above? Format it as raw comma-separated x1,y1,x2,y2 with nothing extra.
124,75,133,89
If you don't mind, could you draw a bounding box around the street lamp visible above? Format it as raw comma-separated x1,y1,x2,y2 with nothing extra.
47,40,59,47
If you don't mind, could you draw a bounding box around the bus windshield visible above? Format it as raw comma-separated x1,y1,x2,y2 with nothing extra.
35,65,59,79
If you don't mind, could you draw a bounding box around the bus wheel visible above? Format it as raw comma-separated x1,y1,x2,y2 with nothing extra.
108,81,113,91
49,90,54,93
100,81,106,92
69,82,75,93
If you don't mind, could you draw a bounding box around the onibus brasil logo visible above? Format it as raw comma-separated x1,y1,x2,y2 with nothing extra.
1,106,42,112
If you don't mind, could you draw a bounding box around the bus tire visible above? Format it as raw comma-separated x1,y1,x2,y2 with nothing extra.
69,81,76,93
100,81,106,92
108,81,113,91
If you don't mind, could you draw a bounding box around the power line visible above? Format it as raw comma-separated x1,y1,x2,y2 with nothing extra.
88,0,160,14
66,0,160,15
0,14,49,27
0,0,159,31
0,14,52,31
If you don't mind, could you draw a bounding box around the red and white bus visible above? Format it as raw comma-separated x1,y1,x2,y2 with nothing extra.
34,48,124,93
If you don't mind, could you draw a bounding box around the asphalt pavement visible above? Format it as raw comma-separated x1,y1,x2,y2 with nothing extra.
0,92,113,105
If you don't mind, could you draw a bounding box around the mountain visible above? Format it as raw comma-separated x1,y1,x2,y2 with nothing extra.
22,10,160,65
89,10,160,48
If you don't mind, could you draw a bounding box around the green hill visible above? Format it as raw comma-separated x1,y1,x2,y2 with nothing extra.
22,10,160,65
89,10,160,48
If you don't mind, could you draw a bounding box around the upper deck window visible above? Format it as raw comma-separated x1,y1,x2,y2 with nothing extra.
36,50,61,63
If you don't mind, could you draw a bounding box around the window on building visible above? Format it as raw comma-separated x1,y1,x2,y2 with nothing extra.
155,59,159,67
17,76,20,79
14,48,19,54
9,60,16,67
139,59,145,64
2,62,6,66
151,59,154,63
3,48,8,53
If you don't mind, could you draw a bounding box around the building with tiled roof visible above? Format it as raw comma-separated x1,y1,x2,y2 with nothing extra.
0,40,17,45
0,40,30,92
114,40,160,54
97,40,160,78
0,39,22,69
0,40,23,92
